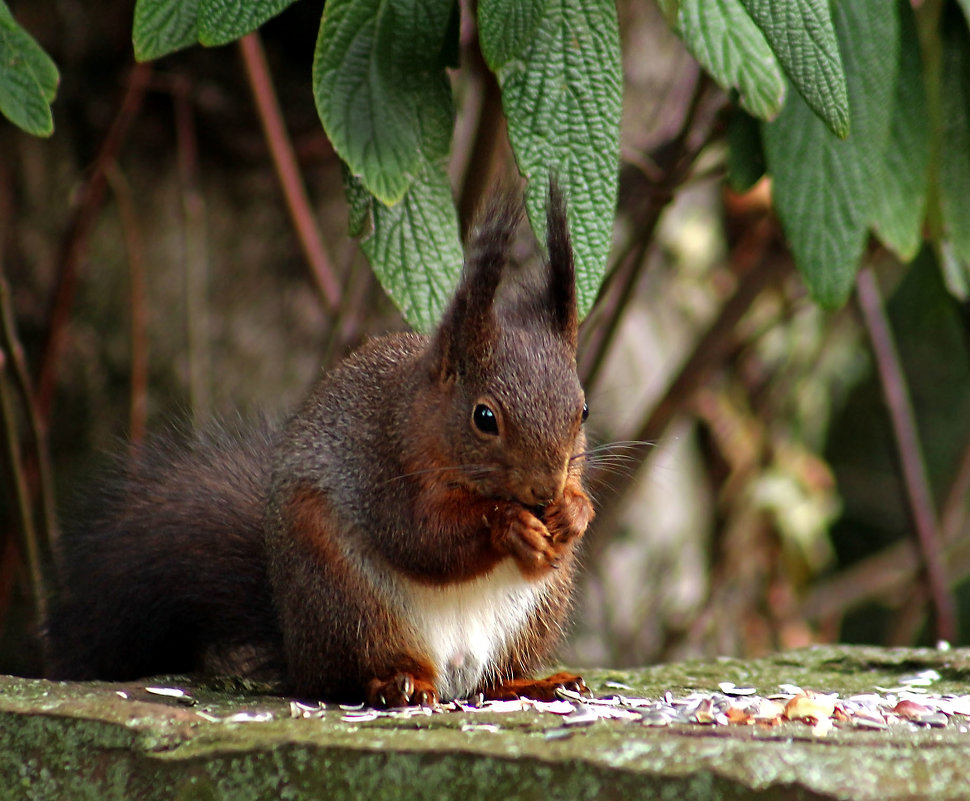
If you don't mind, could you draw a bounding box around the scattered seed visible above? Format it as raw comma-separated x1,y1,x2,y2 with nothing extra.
719,682,758,696
225,711,273,723
562,704,600,727
461,722,500,733
145,686,186,698
901,669,940,686
341,710,379,723
640,710,672,727
532,700,576,715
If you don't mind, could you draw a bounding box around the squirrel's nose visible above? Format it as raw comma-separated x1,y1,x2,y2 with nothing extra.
521,472,567,507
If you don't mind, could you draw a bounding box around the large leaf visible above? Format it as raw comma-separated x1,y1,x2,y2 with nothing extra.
959,0,970,27
479,0,621,320
677,0,786,121
348,167,463,333
314,0,456,206
939,6,970,272
198,0,299,46
762,0,898,307
868,0,929,261
133,0,300,61
0,1,59,136
741,0,850,138
727,108,766,193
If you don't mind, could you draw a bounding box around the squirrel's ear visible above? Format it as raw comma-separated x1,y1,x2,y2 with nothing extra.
545,179,578,350
430,192,521,380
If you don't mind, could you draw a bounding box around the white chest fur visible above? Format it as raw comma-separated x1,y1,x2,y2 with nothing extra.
399,559,547,700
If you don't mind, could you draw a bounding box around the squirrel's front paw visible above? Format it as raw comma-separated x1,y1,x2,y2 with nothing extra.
491,505,559,574
543,484,594,544
366,672,439,708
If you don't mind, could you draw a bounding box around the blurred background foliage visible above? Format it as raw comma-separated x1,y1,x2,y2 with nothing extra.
1,0,969,676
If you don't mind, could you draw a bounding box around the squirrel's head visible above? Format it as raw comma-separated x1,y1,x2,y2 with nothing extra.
423,181,587,508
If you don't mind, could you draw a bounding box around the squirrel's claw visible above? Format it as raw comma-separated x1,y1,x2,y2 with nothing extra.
543,483,594,545
492,505,559,574
367,672,439,708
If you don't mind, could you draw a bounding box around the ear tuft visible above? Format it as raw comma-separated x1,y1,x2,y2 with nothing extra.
430,190,522,379
545,179,578,349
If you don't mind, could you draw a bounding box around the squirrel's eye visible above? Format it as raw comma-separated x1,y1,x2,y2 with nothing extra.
473,403,499,436
581,402,589,423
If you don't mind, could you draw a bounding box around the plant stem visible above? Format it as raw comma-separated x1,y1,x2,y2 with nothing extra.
854,265,957,643
0,265,58,559
588,230,783,550
36,62,151,424
173,77,212,425
239,32,340,312
0,277,47,629
106,165,149,445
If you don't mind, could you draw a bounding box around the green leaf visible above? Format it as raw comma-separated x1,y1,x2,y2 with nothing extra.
480,0,621,319
869,0,929,262
939,5,970,269
741,0,850,139
655,0,679,29
133,0,200,60
762,0,898,307
677,0,786,121
477,0,543,68
349,167,463,333
0,1,59,136
314,0,456,206
959,0,970,27
133,0,300,60
199,0,300,46
940,240,970,302
727,108,766,193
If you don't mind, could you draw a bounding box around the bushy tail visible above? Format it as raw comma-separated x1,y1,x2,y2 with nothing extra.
44,418,284,684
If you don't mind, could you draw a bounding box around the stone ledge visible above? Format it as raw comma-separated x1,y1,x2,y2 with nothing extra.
4,645,970,800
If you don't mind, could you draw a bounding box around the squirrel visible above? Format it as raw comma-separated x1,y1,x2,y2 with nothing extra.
44,181,595,706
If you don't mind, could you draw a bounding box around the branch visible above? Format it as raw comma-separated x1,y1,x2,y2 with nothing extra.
0,273,48,628
854,265,957,642
587,222,784,548
37,62,152,424
238,32,341,312
172,77,212,424
106,166,149,445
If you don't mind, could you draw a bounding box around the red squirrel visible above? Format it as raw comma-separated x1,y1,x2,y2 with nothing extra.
44,182,595,706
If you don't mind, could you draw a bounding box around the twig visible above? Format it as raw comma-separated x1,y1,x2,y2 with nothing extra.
578,199,660,392
106,165,149,444
0,283,47,629
580,76,717,391
587,226,784,549
457,49,506,237
941,429,970,544
173,77,212,425
0,266,58,558
238,32,340,311
801,385,970,625
36,62,152,424
854,265,957,642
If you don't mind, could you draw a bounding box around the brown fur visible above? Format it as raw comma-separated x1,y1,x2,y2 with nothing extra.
45,181,594,705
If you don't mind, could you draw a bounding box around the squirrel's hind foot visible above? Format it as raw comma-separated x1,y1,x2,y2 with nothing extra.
483,672,589,702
